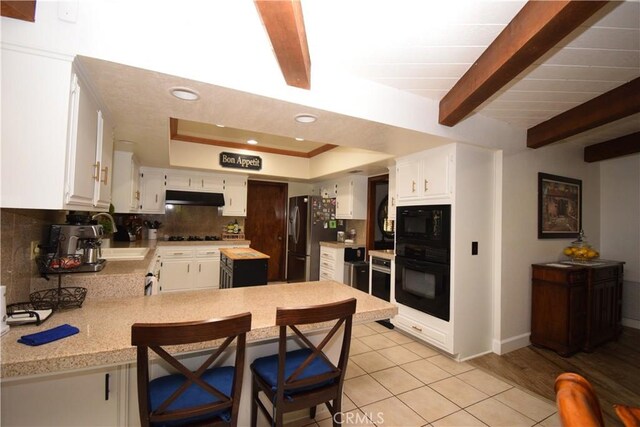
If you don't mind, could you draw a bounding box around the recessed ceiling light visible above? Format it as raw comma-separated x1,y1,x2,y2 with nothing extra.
247,139,258,145
295,137,305,141
216,124,225,128
170,87,200,101
294,114,317,124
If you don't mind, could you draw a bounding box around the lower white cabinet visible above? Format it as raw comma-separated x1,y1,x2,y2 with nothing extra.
319,245,345,283
158,245,247,292
158,247,220,292
1,366,127,426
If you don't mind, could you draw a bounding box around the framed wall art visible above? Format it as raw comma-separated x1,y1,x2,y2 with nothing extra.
538,173,582,239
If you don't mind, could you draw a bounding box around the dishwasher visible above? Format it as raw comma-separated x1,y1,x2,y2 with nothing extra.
371,256,394,329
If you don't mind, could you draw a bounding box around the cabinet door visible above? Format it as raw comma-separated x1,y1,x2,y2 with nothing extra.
65,73,100,207
1,366,125,426
199,174,224,192
335,179,351,219
129,156,141,211
195,258,220,289
139,168,166,213
221,176,247,216
165,173,193,190
421,151,451,199
388,167,397,220
160,258,193,292
93,112,113,210
395,160,421,202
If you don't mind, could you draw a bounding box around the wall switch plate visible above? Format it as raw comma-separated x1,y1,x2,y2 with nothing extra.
472,241,478,255
30,241,40,260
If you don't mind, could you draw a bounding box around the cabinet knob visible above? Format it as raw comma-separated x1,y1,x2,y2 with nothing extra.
411,180,416,193
93,161,101,182
424,179,428,192
101,165,109,185
411,325,423,332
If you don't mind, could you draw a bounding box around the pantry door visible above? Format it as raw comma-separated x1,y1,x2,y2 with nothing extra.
245,180,287,282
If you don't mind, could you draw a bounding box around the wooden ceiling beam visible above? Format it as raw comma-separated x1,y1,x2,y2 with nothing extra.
254,0,311,90
1,1,36,22
584,132,640,163
528,78,640,148
439,0,608,127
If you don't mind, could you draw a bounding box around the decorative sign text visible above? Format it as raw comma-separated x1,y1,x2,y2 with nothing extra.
219,152,262,171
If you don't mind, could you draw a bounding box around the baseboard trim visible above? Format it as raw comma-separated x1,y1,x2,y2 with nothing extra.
622,317,640,330
492,332,531,355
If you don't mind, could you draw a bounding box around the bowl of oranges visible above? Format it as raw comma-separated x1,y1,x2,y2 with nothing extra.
563,230,599,262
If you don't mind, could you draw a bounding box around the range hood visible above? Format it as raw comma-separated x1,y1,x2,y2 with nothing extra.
165,190,225,206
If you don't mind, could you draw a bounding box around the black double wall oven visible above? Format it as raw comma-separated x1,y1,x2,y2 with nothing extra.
395,205,451,322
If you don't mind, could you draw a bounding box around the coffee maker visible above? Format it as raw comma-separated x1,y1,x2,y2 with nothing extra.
45,223,106,272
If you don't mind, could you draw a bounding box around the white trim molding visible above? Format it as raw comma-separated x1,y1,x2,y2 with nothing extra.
492,332,531,355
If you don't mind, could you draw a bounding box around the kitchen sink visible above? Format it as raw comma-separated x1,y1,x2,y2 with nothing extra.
100,247,150,261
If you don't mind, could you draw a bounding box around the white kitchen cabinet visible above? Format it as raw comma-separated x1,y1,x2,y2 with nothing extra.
165,171,224,192
388,166,396,220
395,144,454,204
1,365,127,426
392,143,495,359
93,113,114,210
139,167,166,214
335,175,367,220
111,151,140,213
319,245,345,283
158,246,228,292
221,175,248,216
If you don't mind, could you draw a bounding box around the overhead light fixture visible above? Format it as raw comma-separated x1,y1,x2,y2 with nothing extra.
170,87,200,101
216,124,225,128
294,114,317,124
247,139,258,145
295,137,305,141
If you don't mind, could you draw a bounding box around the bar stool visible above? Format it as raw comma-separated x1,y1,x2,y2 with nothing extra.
132,312,251,427
250,298,357,427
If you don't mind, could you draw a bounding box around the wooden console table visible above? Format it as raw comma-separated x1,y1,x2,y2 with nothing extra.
531,260,623,356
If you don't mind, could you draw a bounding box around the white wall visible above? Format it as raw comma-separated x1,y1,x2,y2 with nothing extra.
499,143,601,352
600,154,640,328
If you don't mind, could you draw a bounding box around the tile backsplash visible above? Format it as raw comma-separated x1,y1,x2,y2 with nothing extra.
0,208,66,304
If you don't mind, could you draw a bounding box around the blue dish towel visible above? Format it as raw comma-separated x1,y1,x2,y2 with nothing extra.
18,324,80,346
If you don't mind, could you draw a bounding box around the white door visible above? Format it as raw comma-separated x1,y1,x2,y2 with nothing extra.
195,258,220,289
140,168,166,213
160,258,192,291
93,112,113,209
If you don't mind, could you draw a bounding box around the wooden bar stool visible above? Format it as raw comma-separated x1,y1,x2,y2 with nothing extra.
250,298,357,427
132,312,251,427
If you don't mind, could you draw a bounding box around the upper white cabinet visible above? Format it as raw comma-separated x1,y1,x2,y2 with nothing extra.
388,166,396,220
335,176,367,219
0,50,112,210
221,175,247,217
166,171,224,192
396,144,454,204
111,151,140,213
139,167,166,214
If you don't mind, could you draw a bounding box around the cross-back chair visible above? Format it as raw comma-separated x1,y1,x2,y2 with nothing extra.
132,312,251,427
250,298,357,427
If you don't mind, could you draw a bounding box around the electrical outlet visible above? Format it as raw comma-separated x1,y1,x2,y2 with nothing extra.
30,241,40,260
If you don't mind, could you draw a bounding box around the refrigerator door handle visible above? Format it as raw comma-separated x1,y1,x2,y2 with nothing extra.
294,205,300,245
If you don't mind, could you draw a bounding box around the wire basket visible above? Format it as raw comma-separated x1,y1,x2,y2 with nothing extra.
37,253,83,275
30,287,87,310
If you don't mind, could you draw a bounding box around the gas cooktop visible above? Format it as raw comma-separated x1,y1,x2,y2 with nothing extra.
167,235,221,241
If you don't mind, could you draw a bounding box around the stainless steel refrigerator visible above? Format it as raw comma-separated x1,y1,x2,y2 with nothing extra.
287,195,339,282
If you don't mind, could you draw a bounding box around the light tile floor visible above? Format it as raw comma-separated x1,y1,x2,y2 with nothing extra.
257,321,560,427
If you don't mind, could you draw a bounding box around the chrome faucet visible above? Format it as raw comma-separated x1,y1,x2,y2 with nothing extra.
91,212,118,233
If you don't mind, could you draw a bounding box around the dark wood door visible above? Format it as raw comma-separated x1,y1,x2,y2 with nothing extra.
245,180,288,282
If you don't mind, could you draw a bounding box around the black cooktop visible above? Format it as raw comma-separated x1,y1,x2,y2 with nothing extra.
167,235,221,241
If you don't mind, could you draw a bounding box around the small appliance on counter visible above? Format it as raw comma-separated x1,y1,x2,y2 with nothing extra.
41,221,106,273
5,302,53,326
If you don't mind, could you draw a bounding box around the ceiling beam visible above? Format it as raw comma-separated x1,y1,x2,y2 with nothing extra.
1,1,36,22
438,0,608,127
584,132,640,163
254,0,311,90
528,77,640,148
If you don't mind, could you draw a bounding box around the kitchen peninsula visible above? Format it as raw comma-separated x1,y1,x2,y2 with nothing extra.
1,281,396,426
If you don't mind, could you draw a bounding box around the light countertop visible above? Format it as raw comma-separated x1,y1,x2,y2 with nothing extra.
1,281,397,379
369,249,395,261
320,241,365,249
220,247,270,260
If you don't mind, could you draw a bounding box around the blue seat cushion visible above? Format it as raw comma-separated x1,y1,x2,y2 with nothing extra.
251,348,336,395
148,365,234,426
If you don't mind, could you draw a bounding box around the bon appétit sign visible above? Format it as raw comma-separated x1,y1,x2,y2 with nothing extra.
219,152,262,171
